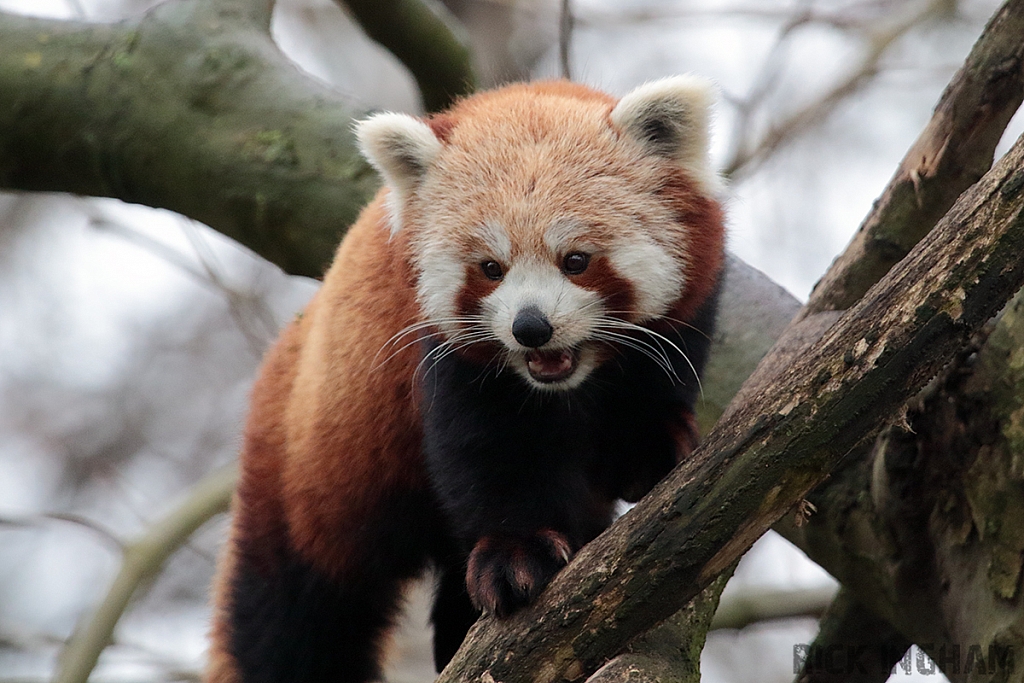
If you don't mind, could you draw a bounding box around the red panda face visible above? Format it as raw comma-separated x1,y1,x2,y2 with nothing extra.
357,78,723,391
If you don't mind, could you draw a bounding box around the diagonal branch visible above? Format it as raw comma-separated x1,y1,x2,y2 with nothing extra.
54,465,235,683
339,0,475,112
437,127,1024,681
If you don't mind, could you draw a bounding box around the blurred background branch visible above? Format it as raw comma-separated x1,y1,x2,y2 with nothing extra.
338,0,476,111
54,465,235,683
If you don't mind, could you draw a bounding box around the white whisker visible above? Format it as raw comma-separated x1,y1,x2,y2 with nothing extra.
415,327,498,379
594,316,704,397
373,315,489,370
591,331,679,384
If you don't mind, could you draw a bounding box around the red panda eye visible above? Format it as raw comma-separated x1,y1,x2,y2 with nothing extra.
481,260,504,280
562,252,590,275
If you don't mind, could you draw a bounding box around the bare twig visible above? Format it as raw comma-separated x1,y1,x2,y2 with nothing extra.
54,465,236,683
710,584,837,631
724,0,947,179
800,0,1024,316
0,512,123,553
178,218,280,356
576,0,925,30
88,211,280,357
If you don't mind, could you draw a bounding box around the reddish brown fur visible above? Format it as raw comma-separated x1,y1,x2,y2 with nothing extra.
208,79,725,682
427,113,456,143
456,263,501,317
569,255,637,318
279,199,426,578
659,171,725,324
206,198,426,680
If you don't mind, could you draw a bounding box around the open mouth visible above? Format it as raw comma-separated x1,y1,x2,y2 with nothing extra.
525,348,578,383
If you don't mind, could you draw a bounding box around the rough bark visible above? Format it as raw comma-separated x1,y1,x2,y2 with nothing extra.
750,4,1024,681
2,1,1023,680
435,128,1024,682
780,287,1024,683
584,570,734,683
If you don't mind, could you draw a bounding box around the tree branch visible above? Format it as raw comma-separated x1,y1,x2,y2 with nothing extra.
585,570,734,683
711,584,836,631
794,588,911,683
206,0,275,33
339,0,475,112
724,0,948,180
438,126,1024,681
54,465,235,683
0,0,381,278
778,283,1024,677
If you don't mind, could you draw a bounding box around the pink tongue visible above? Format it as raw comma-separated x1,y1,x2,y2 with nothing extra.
527,350,574,380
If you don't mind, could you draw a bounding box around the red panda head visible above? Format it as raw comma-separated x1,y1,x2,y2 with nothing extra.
356,77,724,391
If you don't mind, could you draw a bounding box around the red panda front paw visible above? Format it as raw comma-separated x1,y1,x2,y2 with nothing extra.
465,530,574,618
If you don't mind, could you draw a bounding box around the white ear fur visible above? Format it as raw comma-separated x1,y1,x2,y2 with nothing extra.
611,75,720,194
355,113,442,232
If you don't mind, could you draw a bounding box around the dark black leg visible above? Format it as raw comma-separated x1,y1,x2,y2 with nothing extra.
229,550,406,683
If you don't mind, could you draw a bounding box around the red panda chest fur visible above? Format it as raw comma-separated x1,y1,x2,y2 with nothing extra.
207,78,725,683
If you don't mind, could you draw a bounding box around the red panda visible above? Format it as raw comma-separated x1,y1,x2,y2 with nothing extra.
206,77,725,683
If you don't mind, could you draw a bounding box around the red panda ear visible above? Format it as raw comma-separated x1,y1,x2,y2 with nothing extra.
611,76,720,195
355,113,443,232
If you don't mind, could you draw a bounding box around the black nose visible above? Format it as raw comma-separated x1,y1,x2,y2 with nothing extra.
512,307,553,348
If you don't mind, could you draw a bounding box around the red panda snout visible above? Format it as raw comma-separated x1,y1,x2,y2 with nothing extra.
477,259,604,390
511,306,553,348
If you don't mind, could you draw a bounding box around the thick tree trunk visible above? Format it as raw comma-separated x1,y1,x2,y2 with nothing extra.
780,287,1024,683
0,0,473,278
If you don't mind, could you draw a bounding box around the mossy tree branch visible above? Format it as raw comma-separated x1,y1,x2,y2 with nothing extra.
0,0,477,276
778,285,1024,680
747,3,1024,677
3,1,1023,680
0,0,383,278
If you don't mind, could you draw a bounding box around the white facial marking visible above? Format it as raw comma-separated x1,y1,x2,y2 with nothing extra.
607,235,684,322
478,221,512,263
416,246,464,333
544,218,590,255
